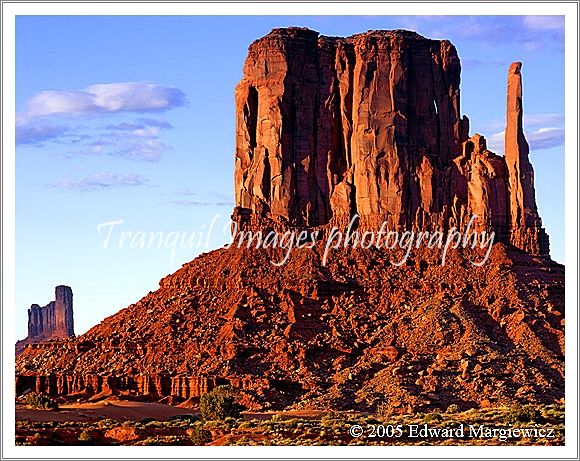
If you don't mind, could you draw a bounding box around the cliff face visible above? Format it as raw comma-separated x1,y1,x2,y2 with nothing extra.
16,286,74,355
233,28,548,255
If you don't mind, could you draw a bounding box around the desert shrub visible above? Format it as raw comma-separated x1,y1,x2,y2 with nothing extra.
376,403,392,418
97,418,116,429
169,414,199,423
505,404,543,424
25,393,58,410
238,420,255,430
78,430,92,443
424,412,443,423
199,386,244,421
446,404,460,414
145,420,165,429
140,437,164,446
190,424,212,445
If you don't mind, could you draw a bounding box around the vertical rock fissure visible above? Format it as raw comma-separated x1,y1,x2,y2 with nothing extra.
263,148,271,202
246,86,258,152
344,45,355,170
312,42,321,225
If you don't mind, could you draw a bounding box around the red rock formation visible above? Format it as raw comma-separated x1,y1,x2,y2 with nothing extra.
505,62,550,254
15,243,564,412
452,133,510,234
16,286,74,356
234,28,468,232
15,29,561,414
233,28,549,256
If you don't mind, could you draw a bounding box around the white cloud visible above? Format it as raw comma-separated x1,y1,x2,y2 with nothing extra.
416,16,563,52
53,173,149,191
16,123,68,145
167,189,234,207
130,126,160,138
24,82,185,118
484,112,564,153
88,143,105,155
481,113,564,134
169,199,233,207
26,91,95,118
18,106,176,161
487,127,564,153
523,16,565,31
526,127,565,150
487,131,505,153
524,113,565,127
106,118,172,131
114,139,171,162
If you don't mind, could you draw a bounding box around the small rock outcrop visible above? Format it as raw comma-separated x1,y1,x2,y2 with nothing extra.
16,286,74,356
233,28,549,255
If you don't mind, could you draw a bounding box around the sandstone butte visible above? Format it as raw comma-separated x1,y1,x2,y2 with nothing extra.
16,28,563,414
15,286,74,356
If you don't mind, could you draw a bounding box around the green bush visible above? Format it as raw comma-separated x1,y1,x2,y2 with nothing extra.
446,404,460,414
190,424,212,445
424,412,442,423
25,393,58,410
505,404,543,424
168,414,199,422
97,418,116,429
78,430,93,443
199,386,244,421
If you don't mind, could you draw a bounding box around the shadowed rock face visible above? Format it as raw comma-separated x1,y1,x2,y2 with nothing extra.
233,28,549,255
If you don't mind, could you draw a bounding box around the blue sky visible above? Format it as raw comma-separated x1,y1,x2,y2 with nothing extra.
15,15,565,337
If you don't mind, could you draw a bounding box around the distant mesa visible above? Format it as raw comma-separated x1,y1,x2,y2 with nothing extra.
15,285,74,356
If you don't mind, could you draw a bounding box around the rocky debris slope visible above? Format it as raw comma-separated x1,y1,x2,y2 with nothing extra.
16,286,74,356
16,243,564,413
233,28,548,255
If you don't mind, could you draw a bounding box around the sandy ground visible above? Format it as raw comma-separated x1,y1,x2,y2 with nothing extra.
16,398,329,423
16,399,194,422
243,410,328,420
